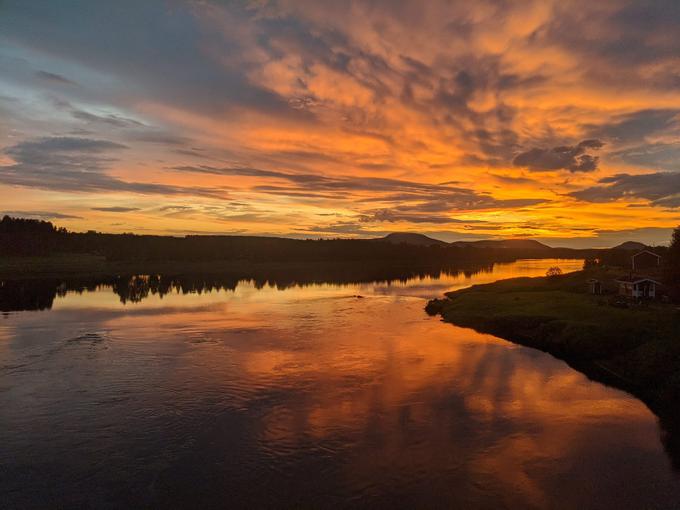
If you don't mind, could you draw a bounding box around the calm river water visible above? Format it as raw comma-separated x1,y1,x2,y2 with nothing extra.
2,259,679,509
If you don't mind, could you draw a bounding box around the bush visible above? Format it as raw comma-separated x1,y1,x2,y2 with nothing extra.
583,258,600,270
546,266,563,278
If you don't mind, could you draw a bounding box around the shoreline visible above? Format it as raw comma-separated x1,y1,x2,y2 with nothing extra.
426,268,680,468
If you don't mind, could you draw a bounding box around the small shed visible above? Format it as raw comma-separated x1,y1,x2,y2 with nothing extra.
587,278,602,295
615,276,662,299
632,250,661,271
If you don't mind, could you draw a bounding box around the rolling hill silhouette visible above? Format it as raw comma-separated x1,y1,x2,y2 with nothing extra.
377,233,447,246
612,241,648,251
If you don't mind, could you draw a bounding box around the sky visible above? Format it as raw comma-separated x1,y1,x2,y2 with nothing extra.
1,0,679,247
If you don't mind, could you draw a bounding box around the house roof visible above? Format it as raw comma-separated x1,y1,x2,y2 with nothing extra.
632,250,661,259
615,275,662,285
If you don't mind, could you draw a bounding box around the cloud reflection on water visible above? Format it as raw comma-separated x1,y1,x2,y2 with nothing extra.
1,259,678,508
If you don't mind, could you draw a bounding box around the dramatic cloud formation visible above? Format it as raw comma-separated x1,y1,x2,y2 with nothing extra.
0,0,679,245
173,164,544,207
513,140,604,172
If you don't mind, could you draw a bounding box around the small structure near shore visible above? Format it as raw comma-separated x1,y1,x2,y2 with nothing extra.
615,275,662,299
611,249,665,300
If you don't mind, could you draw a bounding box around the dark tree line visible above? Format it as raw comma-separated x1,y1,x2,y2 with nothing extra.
0,215,599,264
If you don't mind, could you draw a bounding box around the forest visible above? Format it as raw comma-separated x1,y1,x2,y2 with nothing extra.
0,215,601,264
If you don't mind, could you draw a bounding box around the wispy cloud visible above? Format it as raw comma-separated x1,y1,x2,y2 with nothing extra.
172,164,547,213
1,210,82,220
91,206,141,212
35,70,77,86
0,137,225,198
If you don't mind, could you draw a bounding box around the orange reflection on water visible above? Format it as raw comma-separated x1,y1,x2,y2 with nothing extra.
3,259,678,508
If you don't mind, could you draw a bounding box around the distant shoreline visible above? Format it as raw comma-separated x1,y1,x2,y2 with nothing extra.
0,253,590,281
426,268,680,468
0,256,581,313
0,254,497,280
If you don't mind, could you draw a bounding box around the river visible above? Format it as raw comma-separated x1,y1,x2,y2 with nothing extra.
2,259,679,508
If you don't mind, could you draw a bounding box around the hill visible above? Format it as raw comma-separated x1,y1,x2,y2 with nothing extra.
377,233,447,246
612,241,647,251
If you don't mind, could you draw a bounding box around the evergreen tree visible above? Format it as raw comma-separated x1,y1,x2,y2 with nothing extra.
667,226,680,292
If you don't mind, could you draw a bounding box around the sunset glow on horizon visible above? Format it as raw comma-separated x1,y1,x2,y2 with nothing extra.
2,0,680,247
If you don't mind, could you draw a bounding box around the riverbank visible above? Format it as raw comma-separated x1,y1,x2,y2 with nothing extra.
426,268,680,466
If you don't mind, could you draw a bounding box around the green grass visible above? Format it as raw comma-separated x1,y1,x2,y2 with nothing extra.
430,274,677,357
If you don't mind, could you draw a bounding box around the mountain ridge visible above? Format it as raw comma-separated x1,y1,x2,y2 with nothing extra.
378,233,657,251
377,233,448,246
378,234,551,250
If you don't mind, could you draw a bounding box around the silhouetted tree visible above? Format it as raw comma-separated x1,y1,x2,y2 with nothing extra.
546,266,563,277
0,215,64,256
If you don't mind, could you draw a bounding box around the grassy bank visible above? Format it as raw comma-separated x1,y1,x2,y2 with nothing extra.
426,269,680,466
